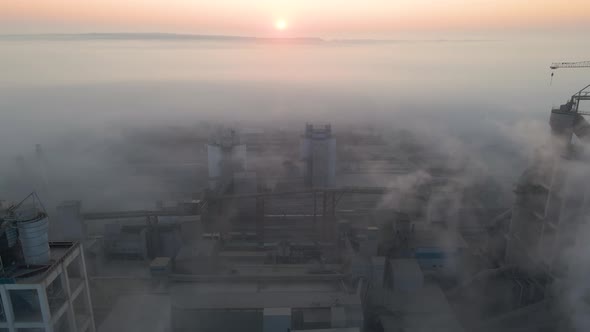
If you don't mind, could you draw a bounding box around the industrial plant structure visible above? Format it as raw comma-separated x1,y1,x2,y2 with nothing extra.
0,195,95,332
502,84,590,305
3,84,590,332
207,128,247,192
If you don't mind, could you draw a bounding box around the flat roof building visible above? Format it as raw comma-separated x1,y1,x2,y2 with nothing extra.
170,264,363,332
0,242,95,332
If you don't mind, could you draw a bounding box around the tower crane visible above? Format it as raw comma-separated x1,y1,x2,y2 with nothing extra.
549,61,590,85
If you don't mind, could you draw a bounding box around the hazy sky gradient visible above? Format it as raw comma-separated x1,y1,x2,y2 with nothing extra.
2,0,590,37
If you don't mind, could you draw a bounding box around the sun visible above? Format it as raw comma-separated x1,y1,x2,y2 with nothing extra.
275,19,287,31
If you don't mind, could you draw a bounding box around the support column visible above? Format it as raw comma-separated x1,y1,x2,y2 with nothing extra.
61,262,77,332
331,192,336,217
313,192,317,225
79,244,96,332
329,192,337,242
0,287,15,332
37,285,54,332
256,197,265,246
322,191,328,241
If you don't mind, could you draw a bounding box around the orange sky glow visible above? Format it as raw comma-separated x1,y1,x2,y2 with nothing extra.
2,0,589,37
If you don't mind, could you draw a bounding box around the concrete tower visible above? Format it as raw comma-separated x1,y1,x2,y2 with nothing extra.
301,124,336,188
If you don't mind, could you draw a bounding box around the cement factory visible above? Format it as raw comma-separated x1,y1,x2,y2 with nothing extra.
0,80,589,331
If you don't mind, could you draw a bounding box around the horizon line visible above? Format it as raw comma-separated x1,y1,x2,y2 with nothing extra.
0,32,499,43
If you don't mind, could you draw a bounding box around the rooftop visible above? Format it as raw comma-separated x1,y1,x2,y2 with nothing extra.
1,241,79,284
305,124,333,139
98,294,171,332
171,279,359,309
172,261,345,281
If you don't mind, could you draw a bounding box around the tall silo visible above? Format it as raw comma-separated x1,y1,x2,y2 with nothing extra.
16,209,51,266
301,124,336,187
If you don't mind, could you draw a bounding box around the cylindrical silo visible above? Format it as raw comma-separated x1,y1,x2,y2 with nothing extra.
17,213,50,265
2,217,18,248
5,227,18,248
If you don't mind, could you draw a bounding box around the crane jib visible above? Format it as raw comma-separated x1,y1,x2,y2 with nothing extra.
550,61,590,70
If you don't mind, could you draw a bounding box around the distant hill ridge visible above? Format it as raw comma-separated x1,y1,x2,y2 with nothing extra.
0,33,494,43
0,32,325,42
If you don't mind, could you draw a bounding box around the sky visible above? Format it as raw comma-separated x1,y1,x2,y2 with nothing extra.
2,0,590,38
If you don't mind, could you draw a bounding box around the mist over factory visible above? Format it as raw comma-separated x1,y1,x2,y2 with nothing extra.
0,72,589,331
1,1,589,327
